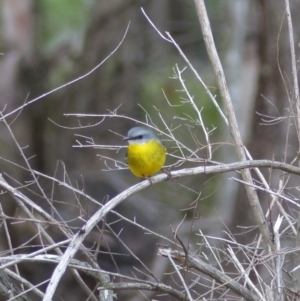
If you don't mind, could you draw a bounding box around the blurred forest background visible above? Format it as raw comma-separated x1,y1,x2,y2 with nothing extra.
0,0,300,300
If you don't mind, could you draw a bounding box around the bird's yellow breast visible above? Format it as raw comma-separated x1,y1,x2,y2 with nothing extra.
126,140,166,178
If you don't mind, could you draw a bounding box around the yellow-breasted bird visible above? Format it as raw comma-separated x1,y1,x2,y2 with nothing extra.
123,126,166,178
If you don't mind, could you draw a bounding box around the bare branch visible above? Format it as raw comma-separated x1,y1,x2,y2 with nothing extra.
158,247,260,301
193,0,273,249
0,23,130,120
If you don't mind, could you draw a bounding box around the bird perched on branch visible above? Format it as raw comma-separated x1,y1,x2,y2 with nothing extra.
123,126,166,178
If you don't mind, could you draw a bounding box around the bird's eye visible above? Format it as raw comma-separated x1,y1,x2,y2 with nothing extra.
138,135,143,139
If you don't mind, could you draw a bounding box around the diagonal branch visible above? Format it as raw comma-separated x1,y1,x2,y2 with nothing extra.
193,0,273,250
158,247,261,301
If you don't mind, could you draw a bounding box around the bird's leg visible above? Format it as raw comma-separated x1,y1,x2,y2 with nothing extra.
139,175,153,185
146,176,154,185
162,168,172,181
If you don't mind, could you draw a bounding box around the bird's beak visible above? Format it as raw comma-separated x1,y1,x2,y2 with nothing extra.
123,136,129,141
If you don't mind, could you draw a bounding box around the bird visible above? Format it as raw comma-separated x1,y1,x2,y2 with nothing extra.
123,126,166,178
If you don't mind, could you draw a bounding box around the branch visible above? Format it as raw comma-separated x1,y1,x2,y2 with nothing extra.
0,270,29,301
284,0,300,141
193,0,273,249
0,175,107,301
227,246,266,301
158,247,261,301
273,216,284,301
0,254,185,300
40,158,300,301
5,269,45,301
101,282,185,301
41,179,156,301
0,24,130,120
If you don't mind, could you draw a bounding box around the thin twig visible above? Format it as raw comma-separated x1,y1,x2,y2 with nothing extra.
0,23,130,120
158,247,260,301
167,253,194,301
273,216,284,301
227,246,266,301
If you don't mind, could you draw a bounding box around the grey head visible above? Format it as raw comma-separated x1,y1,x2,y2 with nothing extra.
123,126,161,144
